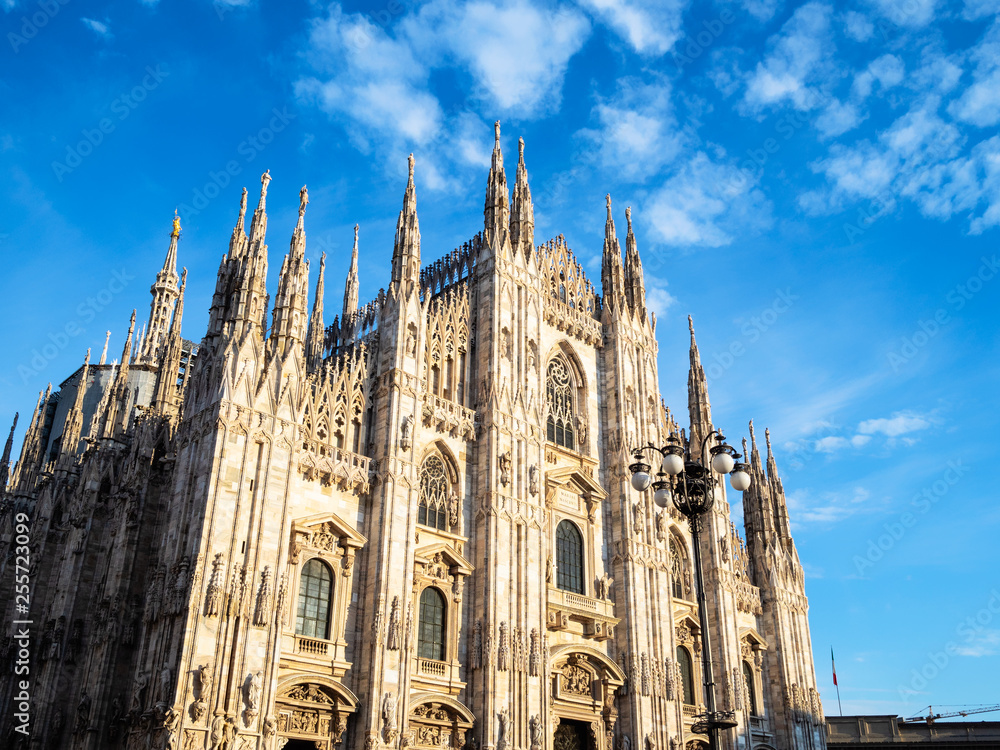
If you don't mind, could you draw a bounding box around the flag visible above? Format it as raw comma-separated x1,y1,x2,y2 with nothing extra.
831,647,838,686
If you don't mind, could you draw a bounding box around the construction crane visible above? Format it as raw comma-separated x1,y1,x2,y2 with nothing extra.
903,704,1000,725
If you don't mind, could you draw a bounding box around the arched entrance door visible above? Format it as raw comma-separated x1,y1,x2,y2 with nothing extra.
554,719,597,750
274,681,358,749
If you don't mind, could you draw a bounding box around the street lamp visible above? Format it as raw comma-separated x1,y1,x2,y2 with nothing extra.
628,429,750,750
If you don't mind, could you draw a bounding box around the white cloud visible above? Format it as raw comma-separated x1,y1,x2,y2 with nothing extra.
577,0,686,55
81,17,111,39
962,0,1000,19
857,412,931,436
742,2,837,113
853,54,905,99
955,629,1000,656
644,151,773,247
816,99,864,137
815,436,848,452
787,486,874,523
577,77,684,181
866,0,938,28
949,21,1000,128
843,10,875,41
645,284,679,320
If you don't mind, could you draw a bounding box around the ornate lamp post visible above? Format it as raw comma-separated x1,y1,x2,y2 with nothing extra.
628,429,751,750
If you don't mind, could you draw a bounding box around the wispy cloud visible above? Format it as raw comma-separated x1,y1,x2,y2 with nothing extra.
577,0,686,56
81,17,112,40
954,629,1000,656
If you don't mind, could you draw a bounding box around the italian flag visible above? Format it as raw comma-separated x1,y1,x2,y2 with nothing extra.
831,647,838,686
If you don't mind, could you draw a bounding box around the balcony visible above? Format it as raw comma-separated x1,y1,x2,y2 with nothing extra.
419,659,447,678
295,636,330,657
546,587,618,640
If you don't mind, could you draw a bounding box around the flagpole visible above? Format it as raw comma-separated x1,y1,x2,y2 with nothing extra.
832,647,843,716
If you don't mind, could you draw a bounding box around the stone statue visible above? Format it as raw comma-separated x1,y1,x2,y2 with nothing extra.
381,692,398,743
400,415,413,451
528,464,539,496
499,451,511,487
529,715,542,750
131,672,149,714
448,491,460,528
75,691,91,734
387,596,401,650
243,671,261,712
159,666,173,702
545,555,553,584
496,708,510,750
656,510,668,542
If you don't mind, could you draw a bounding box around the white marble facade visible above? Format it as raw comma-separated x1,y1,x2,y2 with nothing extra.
0,125,826,750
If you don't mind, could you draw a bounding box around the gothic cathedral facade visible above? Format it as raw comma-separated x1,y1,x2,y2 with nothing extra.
0,125,826,750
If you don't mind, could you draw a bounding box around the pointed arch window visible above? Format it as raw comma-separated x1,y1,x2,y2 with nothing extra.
419,454,449,531
743,661,758,716
677,645,696,706
546,358,576,450
418,587,446,661
556,520,585,594
296,559,333,639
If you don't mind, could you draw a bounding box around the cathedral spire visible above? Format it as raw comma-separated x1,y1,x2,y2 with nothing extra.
270,185,311,360
249,170,271,245
230,187,249,256
153,269,187,415
60,349,91,459
140,214,182,363
391,154,421,292
343,224,359,319
509,136,534,260
99,330,111,365
0,411,17,495
687,315,713,454
765,427,792,541
601,194,625,309
306,252,327,373
623,206,647,318
483,121,510,252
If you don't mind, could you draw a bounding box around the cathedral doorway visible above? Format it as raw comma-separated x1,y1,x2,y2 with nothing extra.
554,719,596,750
284,741,319,750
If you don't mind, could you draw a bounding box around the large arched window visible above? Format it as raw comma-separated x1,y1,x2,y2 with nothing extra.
677,645,695,705
417,587,446,661
556,520,584,594
419,454,449,530
296,559,333,639
546,358,576,450
743,661,758,716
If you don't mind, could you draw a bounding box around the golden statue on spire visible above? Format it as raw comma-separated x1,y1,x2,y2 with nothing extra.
171,210,181,238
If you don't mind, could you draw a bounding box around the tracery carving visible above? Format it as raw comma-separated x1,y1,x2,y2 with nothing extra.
387,595,401,650
497,621,510,671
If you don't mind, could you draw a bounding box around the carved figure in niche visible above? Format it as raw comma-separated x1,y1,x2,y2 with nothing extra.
645,734,655,750
406,325,417,357
623,735,632,750
719,534,729,562
242,671,261,713
496,708,510,750
400,415,413,451
632,503,643,535
596,573,614,600
49,616,65,660
195,664,213,698
527,340,537,372
528,464,539,496
529,715,542,750
75,691,91,734
656,511,667,542
499,452,511,487
381,692,398,743
387,596,401,650
576,416,588,448
545,555,554,584
131,672,150,714
448,491,460,529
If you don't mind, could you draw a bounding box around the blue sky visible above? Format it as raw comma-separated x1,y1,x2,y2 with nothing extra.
2,0,999,719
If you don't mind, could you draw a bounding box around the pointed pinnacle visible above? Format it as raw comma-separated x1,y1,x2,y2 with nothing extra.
297,185,309,229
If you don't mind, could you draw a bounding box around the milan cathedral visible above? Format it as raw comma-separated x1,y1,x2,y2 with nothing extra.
0,124,826,750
